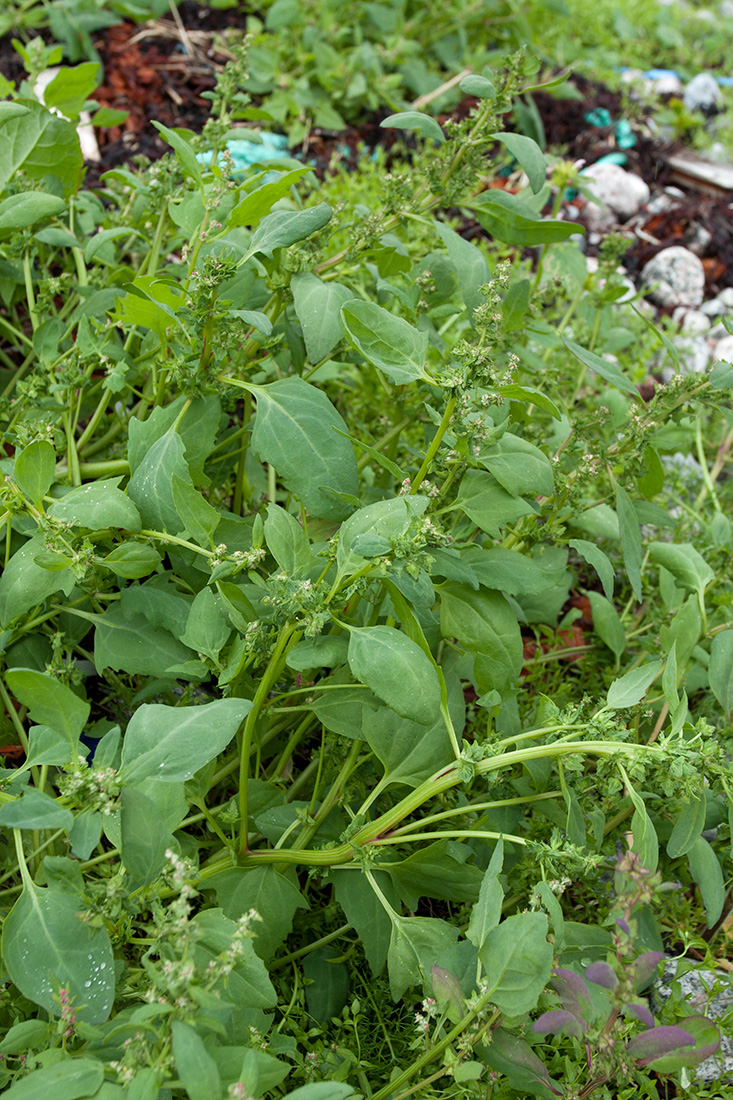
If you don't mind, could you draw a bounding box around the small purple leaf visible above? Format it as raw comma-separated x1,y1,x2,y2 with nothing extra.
584,961,617,989
625,1000,654,1028
644,1015,721,1073
533,1009,584,1038
627,1025,695,1066
615,918,631,935
551,968,593,1023
633,951,664,987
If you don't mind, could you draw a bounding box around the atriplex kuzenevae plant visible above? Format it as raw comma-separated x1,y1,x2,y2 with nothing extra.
0,35,730,1100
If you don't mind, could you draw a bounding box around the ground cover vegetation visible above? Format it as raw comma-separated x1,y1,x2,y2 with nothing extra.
0,4,731,1100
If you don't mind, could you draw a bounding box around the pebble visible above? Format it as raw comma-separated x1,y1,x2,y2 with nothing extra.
640,247,706,307
683,72,723,115
646,188,684,216
700,298,727,317
715,286,733,308
582,163,650,221
680,335,711,375
672,307,710,335
686,224,713,255
709,321,729,339
653,73,684,96
711,334,733,362
654,959,733,1084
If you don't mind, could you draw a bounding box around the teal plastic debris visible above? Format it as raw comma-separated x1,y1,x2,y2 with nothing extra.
197,131,291,173
584,109,636,150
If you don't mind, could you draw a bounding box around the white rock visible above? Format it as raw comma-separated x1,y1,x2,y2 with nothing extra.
686,224,712,255
709,321,729,339
715,286,733,308
653,73,683,96
673,307,710,335
722,0,733,16
700,298,727,317
640,246,706,307
582,163,650,221
711,334,733,361
683,72,723,114
693,7,716,20
679,335,710,375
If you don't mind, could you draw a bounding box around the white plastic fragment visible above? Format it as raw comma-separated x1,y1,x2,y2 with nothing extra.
33,67,100,162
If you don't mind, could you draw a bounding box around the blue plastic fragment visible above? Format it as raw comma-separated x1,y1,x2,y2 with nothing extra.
618,65,733,87
614,119,636,149
585,107,612,127
197,132,291,174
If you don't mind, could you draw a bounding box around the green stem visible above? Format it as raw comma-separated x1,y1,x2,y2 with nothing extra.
238,624,299,853
410,394,456,492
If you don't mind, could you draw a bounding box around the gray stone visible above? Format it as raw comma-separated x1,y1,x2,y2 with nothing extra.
716,286,733,308
700,298,727,317
709,321,729,339
653,73,684,96
673,307,711,335
722,0,733,17
711,334,733,362
683,72,723,115
641,247,706,307
686,224,712,255
655,959,733,1084
582,163,650,221
679,335,710,375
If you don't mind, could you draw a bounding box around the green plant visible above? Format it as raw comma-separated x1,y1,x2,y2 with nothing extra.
0,36,731,1100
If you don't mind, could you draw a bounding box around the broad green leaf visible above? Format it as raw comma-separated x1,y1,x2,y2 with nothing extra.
622,770,659,872
171,1020,221,1100
229,166,311,227
171,473,221,547
709,630,733,720
264,503,313,575
119,698,252,786
114,277,186,345
616,484,643,601
286,635,348,671
333,869,400,976
659,597,701,672
245,202,332,260
152,121,203,189
455,468,538,536
479,912,553,1015
94,606,192,678
337,497,421,576
347,625,441,725
249,376,358,520
0,192,66,235
13,439,55,504
44,62,100,120
0,1019,50,1055
193,908,277,1017
2,1058,103,1100
569,538,614,600
386,841,484,910
648,542,714,598
465,545,568,596
388,915,459,1001
563,334,638,396
688,838,725,926
502,276,530,331
120,788,175,887
282,1086,353,1100
303,946,350,1024
667,794,706,859
5,668,89,747
586,591,625,658
68,811,103,861
0,789,73,831
479,434,554,497
440,583,522,693
180,588,231,660
340,300,429,384
362,693,457,788
0,102,82,197
482,1027,559,1098
209,866,309,961
84,226,144,265
291,273,355,363
101,543,162,579
460,73,497,98
471,189,583,246
492,382,562,419
605,660,661,710
2,882,114,1023
380,111,445,142
433,219,490,320
127,395,220,484
467,838,504,951
127,430,194,533
49,478,141,531
0,537,75,626
25,724,73,768
492,131,546,193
